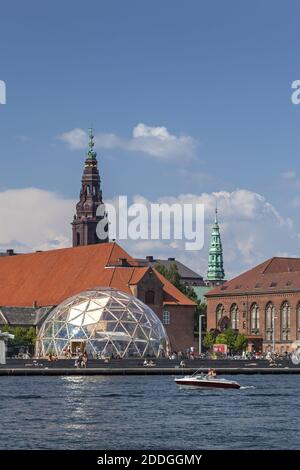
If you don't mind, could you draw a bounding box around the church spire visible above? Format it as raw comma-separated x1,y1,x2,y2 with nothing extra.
207,206,225,286
86,127,97,160
71,128,108,246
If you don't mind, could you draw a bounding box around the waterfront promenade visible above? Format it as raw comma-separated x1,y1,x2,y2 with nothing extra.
0,358,299,375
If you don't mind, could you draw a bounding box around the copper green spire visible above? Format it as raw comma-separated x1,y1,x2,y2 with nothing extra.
86,127,97,160
207,207,225,284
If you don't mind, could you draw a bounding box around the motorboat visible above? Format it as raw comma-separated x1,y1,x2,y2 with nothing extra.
175,373,240,390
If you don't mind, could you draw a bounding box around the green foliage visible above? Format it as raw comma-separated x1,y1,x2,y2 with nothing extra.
203,330,214,349
234,333,248,353
215,328,248,353
1,326,37,346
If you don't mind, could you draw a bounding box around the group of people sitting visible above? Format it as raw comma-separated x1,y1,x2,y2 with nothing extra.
74,351,88,368
143,359,156,367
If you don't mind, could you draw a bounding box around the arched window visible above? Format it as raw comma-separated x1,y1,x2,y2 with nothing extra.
162,310,170,325
76,232,80,246
265,302,275,341
250,303,260,334
216,304,224,326
297,303,300,340
230,304,239,330
219,316,230,331
145,290,155,304
86,185,91,195
281,301,291,341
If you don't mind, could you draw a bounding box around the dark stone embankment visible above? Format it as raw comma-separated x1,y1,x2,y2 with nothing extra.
0,358,299,375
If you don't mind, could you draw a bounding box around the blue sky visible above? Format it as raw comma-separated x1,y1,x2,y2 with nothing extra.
1,0,300,277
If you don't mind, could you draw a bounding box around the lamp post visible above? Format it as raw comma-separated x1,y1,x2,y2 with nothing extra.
199,314,205,356
272,315,277,353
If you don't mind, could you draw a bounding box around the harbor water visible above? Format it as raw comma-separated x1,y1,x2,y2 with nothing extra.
0,374,299,449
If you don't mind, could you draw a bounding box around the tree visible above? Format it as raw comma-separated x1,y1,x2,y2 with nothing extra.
234,333,248,353
215,329,248,354
215,328,238,353
203,331,214,349
1,325,36,346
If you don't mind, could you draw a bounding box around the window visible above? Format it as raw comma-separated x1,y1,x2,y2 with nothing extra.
281,301,291,341
162,310,170,325
230,303,239,330
250,303,260,334
76,232,80,246
145,290,155,304
216,304,224,326
265,302,275,341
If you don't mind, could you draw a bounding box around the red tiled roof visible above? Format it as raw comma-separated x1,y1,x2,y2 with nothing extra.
206,257,300,297
0,242,194,308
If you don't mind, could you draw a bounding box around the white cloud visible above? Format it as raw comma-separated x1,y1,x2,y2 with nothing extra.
59,123,198,161
59,128,87,150
281,170,297,180
0,188,74,252
281,170,300,189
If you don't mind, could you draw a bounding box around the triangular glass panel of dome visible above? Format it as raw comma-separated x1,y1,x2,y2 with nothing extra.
43,323,54,338
46,340,56,355
134,341,148,355
133,326,147,341
139,315,152,327
71,300,89,313
143,343,156,357
55,339,68,354
101,311,118,322
140,325,152,338
87,298,109,311
68,312,84,326
124,341,140,357
128,310,143,322
82,310,103,326
67,324,85,339
118,311,135,322
131,300,144,311
55,324,69,339
42,338,51,352
109,331,131,341
121,322,137,336
68,307,84,323
113,297,130,308
89,339,109,353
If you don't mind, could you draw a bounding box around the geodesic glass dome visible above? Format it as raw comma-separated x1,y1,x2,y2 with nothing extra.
35,288,170,358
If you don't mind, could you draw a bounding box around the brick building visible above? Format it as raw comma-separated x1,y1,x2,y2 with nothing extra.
206,257,300,353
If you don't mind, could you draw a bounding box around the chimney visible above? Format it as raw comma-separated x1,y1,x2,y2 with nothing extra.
6,249,14,256
168,257,175,261
33,300,38,308
146,255,154,262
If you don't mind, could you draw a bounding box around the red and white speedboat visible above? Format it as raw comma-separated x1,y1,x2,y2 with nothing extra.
175,374,240,390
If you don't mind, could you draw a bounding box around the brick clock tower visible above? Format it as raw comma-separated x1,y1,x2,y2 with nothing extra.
72,128,108,246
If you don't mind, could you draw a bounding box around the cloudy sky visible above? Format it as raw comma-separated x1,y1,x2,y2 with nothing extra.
1,1,300,278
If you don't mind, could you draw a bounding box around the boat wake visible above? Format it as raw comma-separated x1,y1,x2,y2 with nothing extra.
240,385,256,390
